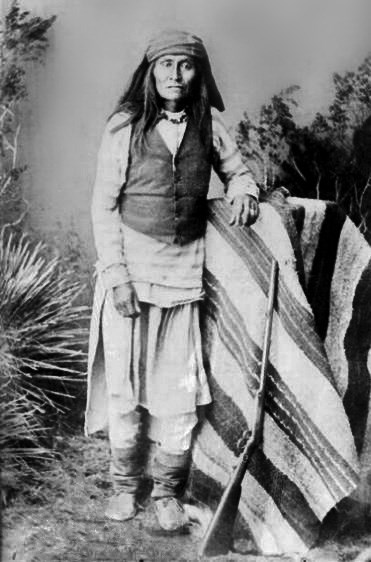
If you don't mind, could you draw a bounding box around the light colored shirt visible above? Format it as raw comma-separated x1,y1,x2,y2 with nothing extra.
91,109,259,306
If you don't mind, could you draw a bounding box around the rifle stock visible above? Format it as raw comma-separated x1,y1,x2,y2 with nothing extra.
199,258,278,557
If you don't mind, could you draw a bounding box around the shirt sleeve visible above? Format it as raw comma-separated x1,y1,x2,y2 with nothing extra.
211,111,259,201
91,115,132,290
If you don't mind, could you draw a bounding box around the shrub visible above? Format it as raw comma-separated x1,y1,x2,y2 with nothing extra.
0,231,89,500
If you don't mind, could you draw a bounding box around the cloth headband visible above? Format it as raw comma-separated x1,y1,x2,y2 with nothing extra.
146,30,207,63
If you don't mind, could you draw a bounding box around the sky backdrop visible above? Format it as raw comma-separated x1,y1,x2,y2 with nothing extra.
10,0,371,261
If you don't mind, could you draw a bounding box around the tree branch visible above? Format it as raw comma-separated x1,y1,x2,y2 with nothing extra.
1,197,29,235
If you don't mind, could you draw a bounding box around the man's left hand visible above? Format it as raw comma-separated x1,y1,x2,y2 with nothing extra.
229,194,260,227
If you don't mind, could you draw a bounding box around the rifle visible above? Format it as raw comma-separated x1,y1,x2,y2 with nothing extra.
199,258,279,557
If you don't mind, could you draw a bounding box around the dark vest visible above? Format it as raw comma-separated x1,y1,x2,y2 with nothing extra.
119,118,212,245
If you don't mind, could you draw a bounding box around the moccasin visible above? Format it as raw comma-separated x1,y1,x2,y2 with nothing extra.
154,497,189,531
105,492,137,521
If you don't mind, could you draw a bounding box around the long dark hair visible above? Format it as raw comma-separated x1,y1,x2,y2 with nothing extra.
110,56,213,156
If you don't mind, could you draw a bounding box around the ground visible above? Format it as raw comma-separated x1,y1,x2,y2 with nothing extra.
2,434,371,562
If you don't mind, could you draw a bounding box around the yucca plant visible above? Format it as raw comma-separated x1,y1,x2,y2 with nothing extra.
0,231,89,498
0,373,53,504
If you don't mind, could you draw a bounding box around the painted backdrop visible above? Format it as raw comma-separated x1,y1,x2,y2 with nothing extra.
11,0,371,266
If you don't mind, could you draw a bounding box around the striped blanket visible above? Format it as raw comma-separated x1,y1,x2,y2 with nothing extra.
188,197,371,555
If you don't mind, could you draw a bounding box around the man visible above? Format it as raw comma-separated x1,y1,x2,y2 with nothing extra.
86,29,259,531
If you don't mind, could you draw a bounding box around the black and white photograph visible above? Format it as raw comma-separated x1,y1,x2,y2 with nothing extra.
1,0,371,560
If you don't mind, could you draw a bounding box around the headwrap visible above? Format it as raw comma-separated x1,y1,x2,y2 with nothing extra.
145,29,225,112
146,29,207,62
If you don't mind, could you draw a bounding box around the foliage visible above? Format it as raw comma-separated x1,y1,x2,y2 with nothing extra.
0,4,91,502
0,1,56,230
236,85,300,191
0,232,89,499
0,374,53,505
236,54,371,241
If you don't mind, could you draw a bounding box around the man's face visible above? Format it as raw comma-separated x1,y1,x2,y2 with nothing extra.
153,54,197,109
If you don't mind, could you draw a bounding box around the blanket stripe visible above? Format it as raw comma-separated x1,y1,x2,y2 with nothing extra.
203,217,358,473
343,263,371,453
192,424,311,553
289,198,371,457
192,441,319,548
203,270,358,493
261,191,306,288
294,198,327,286
203,375,321,544
208,201,334,382
306,203,346,340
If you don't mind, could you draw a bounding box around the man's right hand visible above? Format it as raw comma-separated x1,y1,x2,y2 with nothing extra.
112,282,141,318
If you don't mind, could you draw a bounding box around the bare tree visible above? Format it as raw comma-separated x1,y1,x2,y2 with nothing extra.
0,0,56,233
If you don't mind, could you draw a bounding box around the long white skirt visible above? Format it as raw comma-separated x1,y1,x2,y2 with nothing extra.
102,291,212,418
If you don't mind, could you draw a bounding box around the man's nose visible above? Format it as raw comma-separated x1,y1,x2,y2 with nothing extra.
170,63,181,80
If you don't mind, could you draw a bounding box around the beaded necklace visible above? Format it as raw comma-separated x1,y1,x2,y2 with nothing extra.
159,109,188,125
